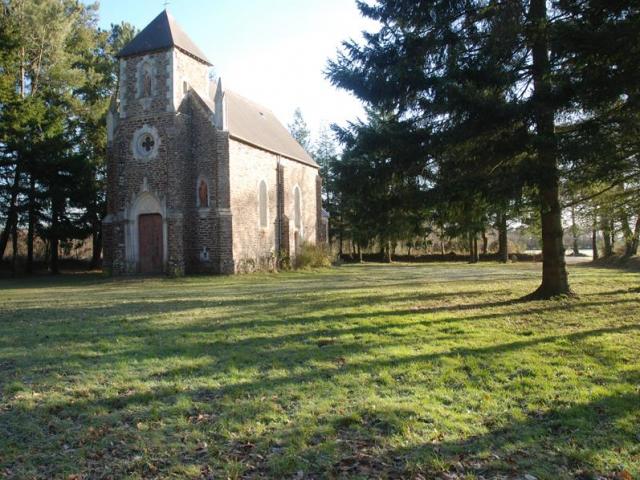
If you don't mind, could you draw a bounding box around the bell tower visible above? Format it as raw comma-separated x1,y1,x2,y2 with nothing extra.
103,10,213,275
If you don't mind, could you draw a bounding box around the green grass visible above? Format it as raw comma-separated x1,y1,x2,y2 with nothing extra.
0,263,638,479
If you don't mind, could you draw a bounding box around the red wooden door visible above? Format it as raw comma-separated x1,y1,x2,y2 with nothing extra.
139,214,163,274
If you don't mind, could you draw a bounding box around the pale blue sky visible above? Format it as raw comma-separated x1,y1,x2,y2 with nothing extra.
90,0,376,140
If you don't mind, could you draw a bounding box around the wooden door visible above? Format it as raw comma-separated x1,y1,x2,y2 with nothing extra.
139,214,163,274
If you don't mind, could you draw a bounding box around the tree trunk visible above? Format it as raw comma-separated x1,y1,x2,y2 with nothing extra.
473,235,479,263
498,212,508,263
527,0,572,298
26,175,36,274
386,240,393,263
11,219,18,277
469,232,479,264
592,218,599,261
630,215,640,256
571,206,580,255
572,237,580,256
610,219,615,253
621,212,634,257
90,224,102,270
50,198,62,275
602,217,612,257
50,235,59,275
0,165,22,260
481,228,488,256
536,175,571,297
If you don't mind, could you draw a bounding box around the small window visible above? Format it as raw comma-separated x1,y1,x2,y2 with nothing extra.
137,133,155,156
294,186,302,230
259,180,268,228
198,179,209,208
183,81,189,94
140,62,154,98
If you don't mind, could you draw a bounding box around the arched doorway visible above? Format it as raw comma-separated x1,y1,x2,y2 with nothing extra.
125,190,167,274
138,213,163,273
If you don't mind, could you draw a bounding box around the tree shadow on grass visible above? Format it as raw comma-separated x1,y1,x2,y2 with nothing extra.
395,391,639,478
3,291,637,384
1,313,638,478
175,322,640,401
259,391,639,478
2,285,638,390
1,264,639,477
21,321,633,416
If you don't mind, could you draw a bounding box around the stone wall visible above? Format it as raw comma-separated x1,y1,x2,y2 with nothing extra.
173,49,210,112
104,46,320,276
104,48,212,275
228,138,320,272
184,94,217,273
228,139,279,271
280,156,319,255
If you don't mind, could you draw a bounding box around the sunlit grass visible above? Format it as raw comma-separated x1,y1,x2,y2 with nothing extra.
0,263,638,479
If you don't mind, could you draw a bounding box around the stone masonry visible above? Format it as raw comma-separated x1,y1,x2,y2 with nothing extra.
103,11,324,276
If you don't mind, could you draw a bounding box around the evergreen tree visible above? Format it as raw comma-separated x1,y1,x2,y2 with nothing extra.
312,125,337,180
0,0,135,273
288,108,311,151
328,0,640,298
333,109,429,262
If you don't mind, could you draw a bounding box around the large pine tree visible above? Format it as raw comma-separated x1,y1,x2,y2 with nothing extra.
328,0,640,298
0,0,136,273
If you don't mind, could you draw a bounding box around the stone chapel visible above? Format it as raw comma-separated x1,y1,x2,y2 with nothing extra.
103,10,327,275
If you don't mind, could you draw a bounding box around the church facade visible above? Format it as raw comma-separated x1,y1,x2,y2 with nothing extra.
103,11,326,275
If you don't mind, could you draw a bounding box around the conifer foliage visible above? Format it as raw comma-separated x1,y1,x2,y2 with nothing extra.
0,0,135,273
327,0,640,298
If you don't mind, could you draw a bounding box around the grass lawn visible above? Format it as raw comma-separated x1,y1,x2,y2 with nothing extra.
0,262,638,479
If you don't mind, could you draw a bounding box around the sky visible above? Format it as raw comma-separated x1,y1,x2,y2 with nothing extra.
90,0,378,141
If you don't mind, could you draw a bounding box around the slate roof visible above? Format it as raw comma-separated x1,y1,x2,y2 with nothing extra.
117,10,212,66
223,89,318,168
119,11,316,168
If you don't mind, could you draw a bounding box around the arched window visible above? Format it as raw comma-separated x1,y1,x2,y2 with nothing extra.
142,68,152,97
136,59,156,102
197,178,209,208
259,180,268,228
293,185,302,230
140,62,154,98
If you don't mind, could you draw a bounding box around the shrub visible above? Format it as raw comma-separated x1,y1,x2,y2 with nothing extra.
278,250,292,271
488,239,523,254
294,243,332,269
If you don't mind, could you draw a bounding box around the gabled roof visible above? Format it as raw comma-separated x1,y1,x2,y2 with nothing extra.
208,81,317,168
117,10,212,66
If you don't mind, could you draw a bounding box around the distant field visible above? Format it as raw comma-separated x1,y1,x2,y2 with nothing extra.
0,263,638,479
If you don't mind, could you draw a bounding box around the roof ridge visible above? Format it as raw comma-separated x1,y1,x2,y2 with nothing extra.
222,87,319,168
117,10,212,66
224,88,276,115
